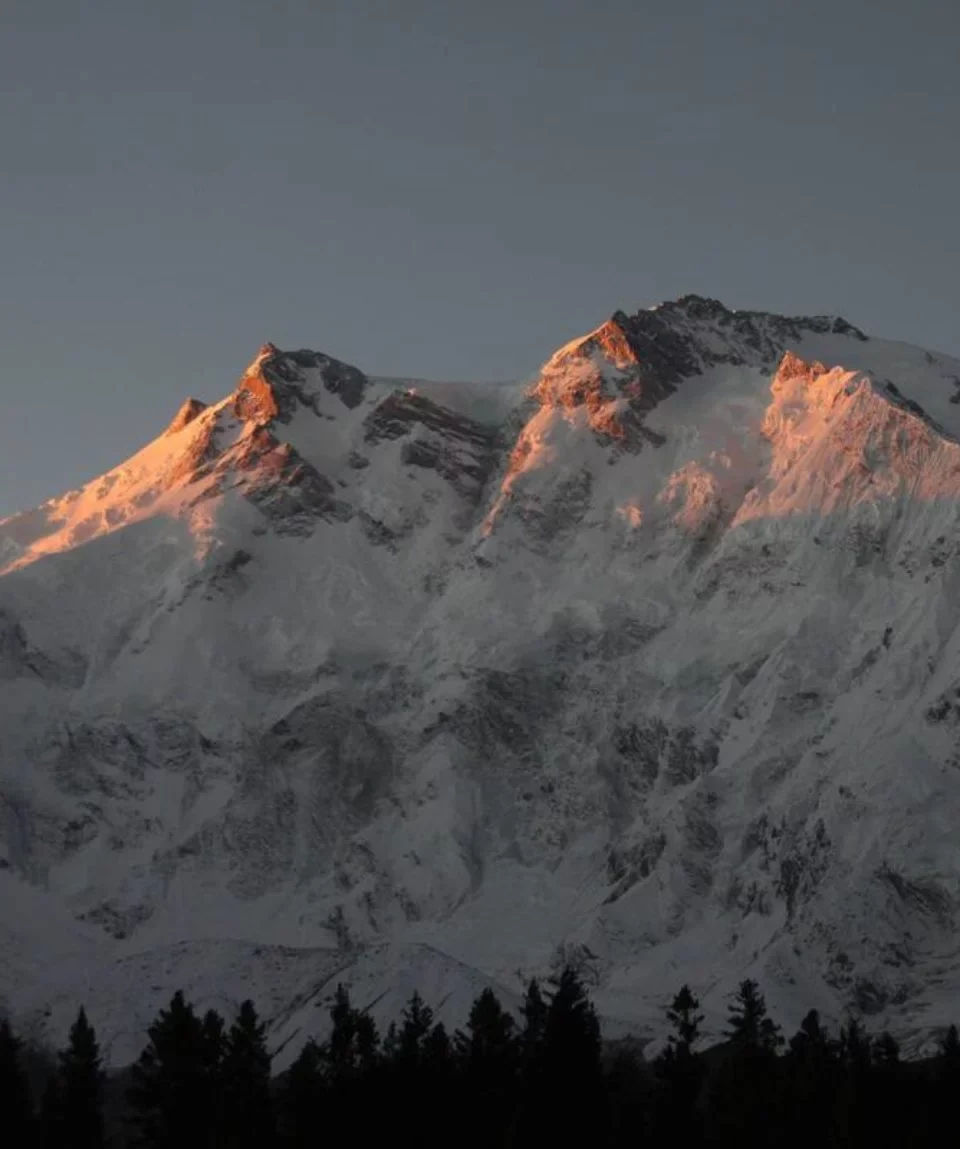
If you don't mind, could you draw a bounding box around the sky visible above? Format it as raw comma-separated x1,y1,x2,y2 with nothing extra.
2,0,959,516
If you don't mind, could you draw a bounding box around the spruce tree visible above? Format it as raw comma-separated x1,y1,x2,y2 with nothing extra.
939,1023,960,1061
518,978,547,1064
869,1031,908,1149
39,1071,62,1149
788,1008,833,1060
46,1007,105,1149
931,1023,960,1149
455,989,517,1148
724,978,782,1054
840,1016,871,1073
326,984,357,1084
538,967,605,1143
127,991,222,1149
382,1021,399,1062
606,1047,653,1149
0,1015,35,1146
278,1040,322,1149
707,980,783,1148
835,1017,872,1149
782,1010,838,1149
317,984,384,1140
423,1021,452,1075
397,990,434,1068
456,987,516,1069
220,1000,274,1149
655,986,705,1146
379,992,440,1145
665,984,703,1054
353,1010,379,1075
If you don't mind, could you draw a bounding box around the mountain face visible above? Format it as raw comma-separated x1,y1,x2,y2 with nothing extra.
5,295,960,1063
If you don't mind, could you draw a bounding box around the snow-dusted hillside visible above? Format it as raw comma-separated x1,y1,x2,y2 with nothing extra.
4,296,960,1062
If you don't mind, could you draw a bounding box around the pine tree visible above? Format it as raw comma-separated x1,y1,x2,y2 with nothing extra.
455,989,517,1148
840,1016,871,1073
220,1000,274,1149
382,1021,399,1062
397,990,434,1068
939,1023,960,1061
707,980,783,1148
868,1031,909,1149
788,1008,833,1061
606,1048,653,1149
278,1040,322,1149
39,1071,62,1149
835,1017,872,1149
782,1010,838,1149
45,1007,105,1149
655,987,705,1146
930,1023,960,1149
872,1030,900,1068
518,978,547,1064
423,1021,452,1074
378,993,441,1146
326,984,357,1084
353,1010,379,1075
127,991,222,1149
665,984,703,1054
538,966,605,1142
724,978,782,1054
456,987,516,1069
0,1016,35,1146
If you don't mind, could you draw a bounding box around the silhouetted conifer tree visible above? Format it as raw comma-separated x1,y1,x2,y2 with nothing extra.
926,1022,960,1149
606,1047,653,1148
220,1000,274,1149
655,986,705,1146
127,991,223,1149
456,988,517,1147
42,1007,105,1149
397,990,434,1068
939,1022,960,1061
519,977,546,1062
278,1040,322,1149
869,1031,912,1149
0,1016,35,1146
533,967,605,1143
423,1021,452,1076
457,988,516,1068
782,1010,838,1149
708,979,783,1148
724,979,782,1054
666,983,703,1054
834,1017,873,1149
325,985,357,1085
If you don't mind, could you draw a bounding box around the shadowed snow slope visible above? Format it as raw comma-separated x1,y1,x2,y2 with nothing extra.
5,296,960,1061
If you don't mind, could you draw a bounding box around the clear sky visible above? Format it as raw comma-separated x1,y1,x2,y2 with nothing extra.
2,0,958,516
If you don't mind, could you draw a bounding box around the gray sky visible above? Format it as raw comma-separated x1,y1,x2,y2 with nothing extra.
2,0,958,516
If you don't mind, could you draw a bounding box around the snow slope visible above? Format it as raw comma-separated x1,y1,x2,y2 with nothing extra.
4,297,960,1061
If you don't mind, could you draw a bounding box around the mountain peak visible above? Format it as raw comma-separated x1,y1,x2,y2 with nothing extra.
234,344,371,426
164,397,208,436
10,297,960,1062
640,294,868,344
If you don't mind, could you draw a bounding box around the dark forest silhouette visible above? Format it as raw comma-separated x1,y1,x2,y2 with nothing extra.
3,970,959,1147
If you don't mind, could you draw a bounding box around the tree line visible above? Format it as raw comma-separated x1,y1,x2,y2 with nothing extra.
3,968,960,1147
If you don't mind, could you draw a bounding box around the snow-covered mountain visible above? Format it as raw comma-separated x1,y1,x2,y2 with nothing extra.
5,295,960,1063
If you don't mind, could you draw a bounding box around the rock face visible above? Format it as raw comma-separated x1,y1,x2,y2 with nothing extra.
5,295,960,1062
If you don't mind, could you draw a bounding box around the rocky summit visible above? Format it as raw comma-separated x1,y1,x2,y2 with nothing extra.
4,295,960,1064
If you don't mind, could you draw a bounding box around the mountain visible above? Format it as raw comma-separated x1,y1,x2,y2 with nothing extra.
4,296,960,1063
